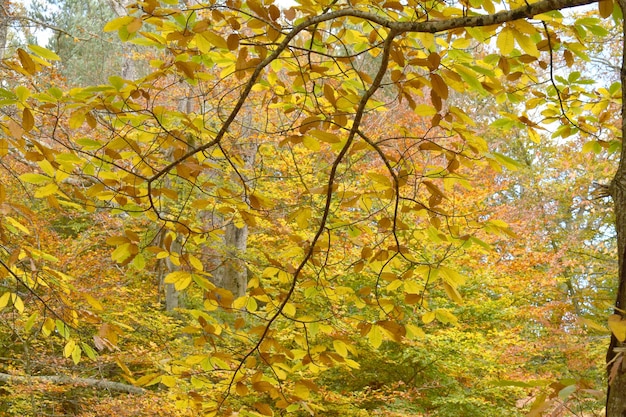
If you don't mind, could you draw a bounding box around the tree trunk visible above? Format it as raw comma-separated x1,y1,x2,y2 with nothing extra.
606,1,626,415
211,112,256,299
106,0,137,80
213,222,248,298
156,230,182,311
0,0,9,61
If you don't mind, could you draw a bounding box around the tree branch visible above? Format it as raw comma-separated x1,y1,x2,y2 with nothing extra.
0,372,146,395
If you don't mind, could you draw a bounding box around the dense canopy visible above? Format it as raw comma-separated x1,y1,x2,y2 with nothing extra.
0,0,625,415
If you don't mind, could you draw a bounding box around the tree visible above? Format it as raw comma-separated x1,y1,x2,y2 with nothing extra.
28,0,124,85
1,0,625,415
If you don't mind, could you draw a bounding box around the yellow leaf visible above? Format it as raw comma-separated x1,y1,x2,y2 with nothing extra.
249,193,274,210
435,309,458,325
414,104,437,116
439,266,466,286
309,129,340,143
38,159,56,176
111,242,132,263
294,381,310,400
164,271,193,291
528,127,541,144
156,251,169,259
28,44,60,61
17,48,37,74
69,111,86,129
405,324,426,339
22,108,34,132
367,324,383,348
84,293,104,311
608,314,626,341
200,31,229,49
247,297,258,312
512,29,539,57
5,216,30,235
0,293,11,311
443,282,463,304
161,375,177,388
56,319,70,338
126,17,143,33
579,317,608,332
301,135,320,151
132,253,146,270
422,311,435,324
12,294,24,313
283,302,296,317
42,317,55,336
25,312,38,332
103,16,134,32
64,340,76,358
188,254,204,271
34,183,58,198
19,173,50,185
333,340,349,358
496,27,514,56
71,345,81,364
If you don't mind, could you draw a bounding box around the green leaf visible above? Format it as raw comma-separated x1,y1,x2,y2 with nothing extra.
56,319,71,339
558,385,577,400
80,343,97,361
491,152,522,171
25,312,38,332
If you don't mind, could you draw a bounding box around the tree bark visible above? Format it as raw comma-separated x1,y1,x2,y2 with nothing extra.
156,230,182,311
606,1,626,415
0,372,145,395
106,0,137,80
0,0,9,61
213,222,249,298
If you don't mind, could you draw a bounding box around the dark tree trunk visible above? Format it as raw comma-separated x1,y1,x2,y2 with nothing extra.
606,1,626,415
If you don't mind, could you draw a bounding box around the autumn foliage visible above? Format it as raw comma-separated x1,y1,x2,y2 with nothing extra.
0,0,623,415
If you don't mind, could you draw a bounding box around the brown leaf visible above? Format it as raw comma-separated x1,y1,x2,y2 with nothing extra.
430,73,448,100
599,0,613,18
22,108,34,132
